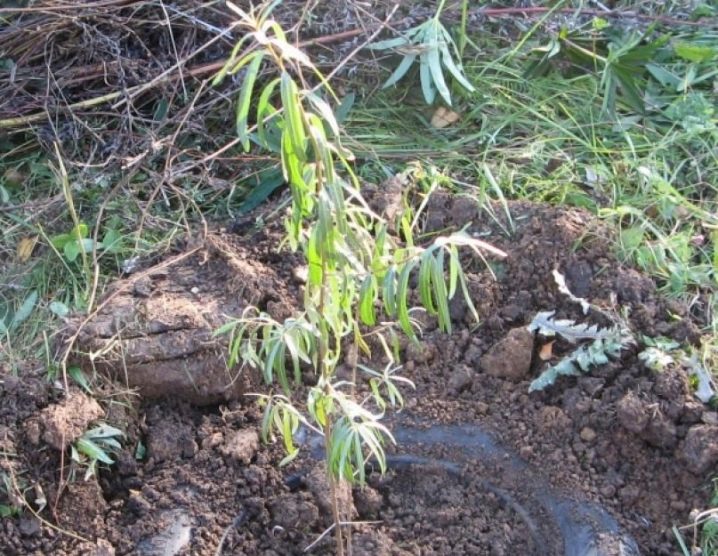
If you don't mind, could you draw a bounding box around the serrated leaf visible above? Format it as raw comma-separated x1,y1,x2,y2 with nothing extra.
527,311,613,343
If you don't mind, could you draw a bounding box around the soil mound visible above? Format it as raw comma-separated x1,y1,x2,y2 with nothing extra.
1,200,714,555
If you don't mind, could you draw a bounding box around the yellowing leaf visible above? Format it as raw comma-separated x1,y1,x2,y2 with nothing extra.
431,106,460,128
17,236,38,262
539,341,555,361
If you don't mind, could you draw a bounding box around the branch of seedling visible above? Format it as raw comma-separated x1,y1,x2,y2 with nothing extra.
212,2,507,554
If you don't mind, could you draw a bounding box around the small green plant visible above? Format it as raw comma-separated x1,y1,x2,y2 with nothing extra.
367,0,475,105
0,290,37,336
638,335,680,371
214,2,498,552
70,424,123,481
49,223,124,264
527,311,635,392
0,473,23,518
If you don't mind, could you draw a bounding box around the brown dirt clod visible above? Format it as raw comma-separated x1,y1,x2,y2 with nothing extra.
38,390,104,450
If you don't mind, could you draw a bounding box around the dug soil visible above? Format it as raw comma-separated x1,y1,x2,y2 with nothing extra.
2,197,716,555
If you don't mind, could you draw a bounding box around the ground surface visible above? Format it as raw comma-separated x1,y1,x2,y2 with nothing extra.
1,198,716,555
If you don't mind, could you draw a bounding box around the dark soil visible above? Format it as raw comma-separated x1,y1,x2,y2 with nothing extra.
2,198,716,555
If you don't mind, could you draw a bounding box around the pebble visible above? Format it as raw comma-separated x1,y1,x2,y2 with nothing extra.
580,427,597,443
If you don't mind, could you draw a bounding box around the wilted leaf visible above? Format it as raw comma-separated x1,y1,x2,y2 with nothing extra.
33,484,46,512
430,106,460,128
539,341,555,361
16,236,38,262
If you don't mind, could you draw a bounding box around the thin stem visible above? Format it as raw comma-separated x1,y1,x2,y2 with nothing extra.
323,418,345,556
435,0,448,18
562,38,609,65
459,0,468,57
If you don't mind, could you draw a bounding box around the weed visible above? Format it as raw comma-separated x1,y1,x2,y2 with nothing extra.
70,424,123,482
367,0,475,106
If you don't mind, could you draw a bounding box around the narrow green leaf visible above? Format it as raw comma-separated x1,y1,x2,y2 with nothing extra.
238,168,284,214
419,53,437,104
397,260,417,340
280,72,306,159
426,29,451,105
11,290,37,330
212,35,250,86
260,400,273,443
281,410,294,454
431,255,451,333
439,45,475,92
367,36,411,50
76,438,114,465
307,93,340,137
335,92,355,124
382,54,417,89
418,252,435,314
353,432,365,483
456,259,479,323
68,366,92,394
674,42,716,63
256,76,281,149
279,448,299,466
235,52,265,151
383,267,397,317
448,245,459,298
359,275,376,326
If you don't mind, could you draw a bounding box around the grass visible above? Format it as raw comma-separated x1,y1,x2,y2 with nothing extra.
345,27,718,308
0,1,717,552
